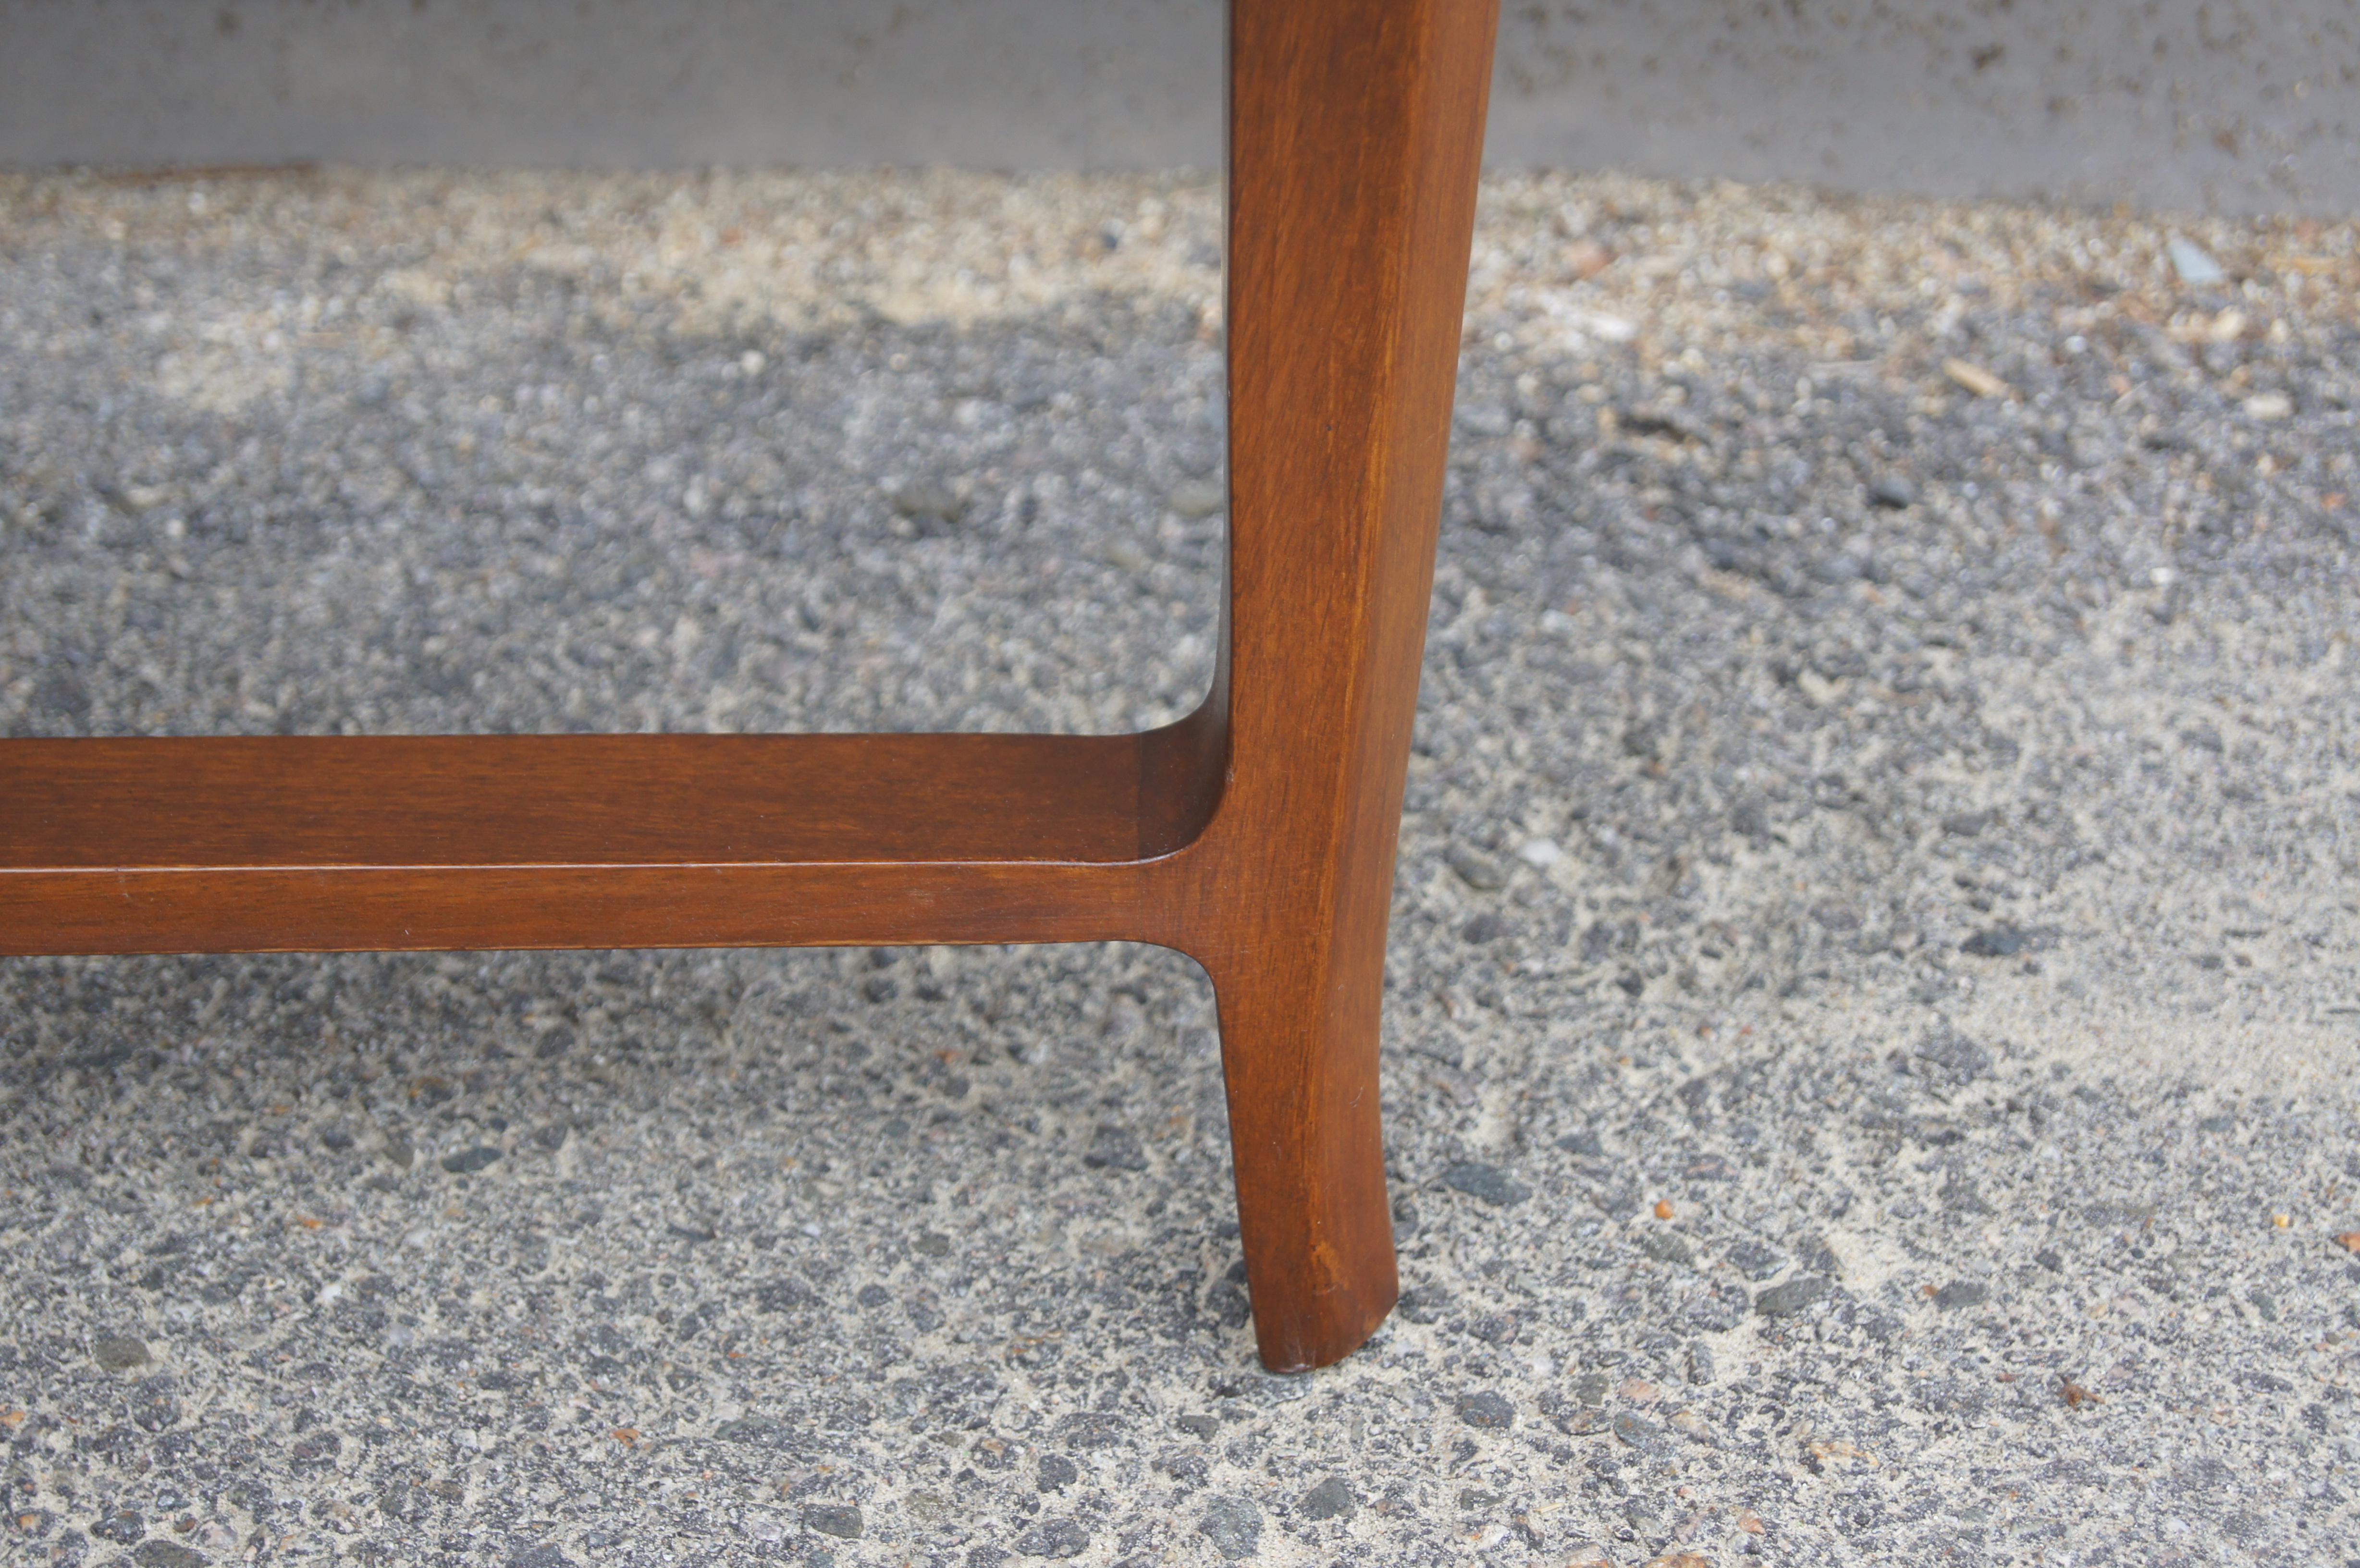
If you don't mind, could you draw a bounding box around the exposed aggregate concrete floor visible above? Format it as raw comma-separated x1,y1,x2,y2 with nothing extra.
2,168,2359,1567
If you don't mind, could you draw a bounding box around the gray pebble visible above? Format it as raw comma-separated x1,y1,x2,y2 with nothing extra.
132,1543,209,1568
1457,1390,1515,1429
2167,236,2226,285
1460,911,1509,945
1961,925,2029,957
1014,1519,1090,1558
1439,1162,1530,1207
1639,1230,1694,1266
1298,1476,1356,1522
1469,1312,1520,1344
1755,1276,1831,1316
1055,1411,1126,1448
889,480,966,526
1934,1280,1990,1310
506,1549,572,1568
803,1503,863,1539
442,1145,501,1174
1197,1497,1262,1561
1611,1410,1667,1451
1037,1454,1078,1492
1868,475,1918,508
1167,478,1224,519
1445,843,1511,891
130,1373,180,1432
91,1335,150,1371
1687,1342,1716,1384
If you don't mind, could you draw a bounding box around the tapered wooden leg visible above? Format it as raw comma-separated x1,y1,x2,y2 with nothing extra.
1194,0,1500,1370
1205,943,1400,1372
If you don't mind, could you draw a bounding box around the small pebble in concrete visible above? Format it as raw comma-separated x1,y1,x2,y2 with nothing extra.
1756,1276,1831,1316
2168,236,2226,285
1168,478,1224,519
1457,1391,1515,1429
91,1335,150,1371
1299,1475,1356,1521
1014,1518,1090,1558
1961,925,2029,957
1197,1498,1261,1561
803,1504,862,1539
1446,843,1511,891
1611,1410,1667,1452
1440,1162,1530,1206
1639,1231,1694,1266
1688,1342,1717,1384
889,480,966,527
1460,912,1508,945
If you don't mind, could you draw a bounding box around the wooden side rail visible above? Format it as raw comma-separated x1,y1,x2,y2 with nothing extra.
0,0,1501,1374
0,724,1213,954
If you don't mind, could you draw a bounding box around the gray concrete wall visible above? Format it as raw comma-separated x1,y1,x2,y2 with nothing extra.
3,0,2355,213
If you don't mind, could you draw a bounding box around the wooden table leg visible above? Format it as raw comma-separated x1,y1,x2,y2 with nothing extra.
0,0,1498,1375
1183,0,1500,1372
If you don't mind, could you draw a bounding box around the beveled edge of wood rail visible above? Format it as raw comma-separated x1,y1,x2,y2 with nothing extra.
0,704,1229,956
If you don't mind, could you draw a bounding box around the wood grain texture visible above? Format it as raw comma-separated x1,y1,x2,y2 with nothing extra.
1185,0,1501,1372
1,733,1163,869
0,0,1501,1373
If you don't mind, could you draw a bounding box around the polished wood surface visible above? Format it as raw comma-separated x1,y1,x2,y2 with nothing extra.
0,0,1501,1373
2,733,1163,869
1181,0,1500,1370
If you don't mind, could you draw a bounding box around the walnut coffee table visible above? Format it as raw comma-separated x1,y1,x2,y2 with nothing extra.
0,0,1501,1372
